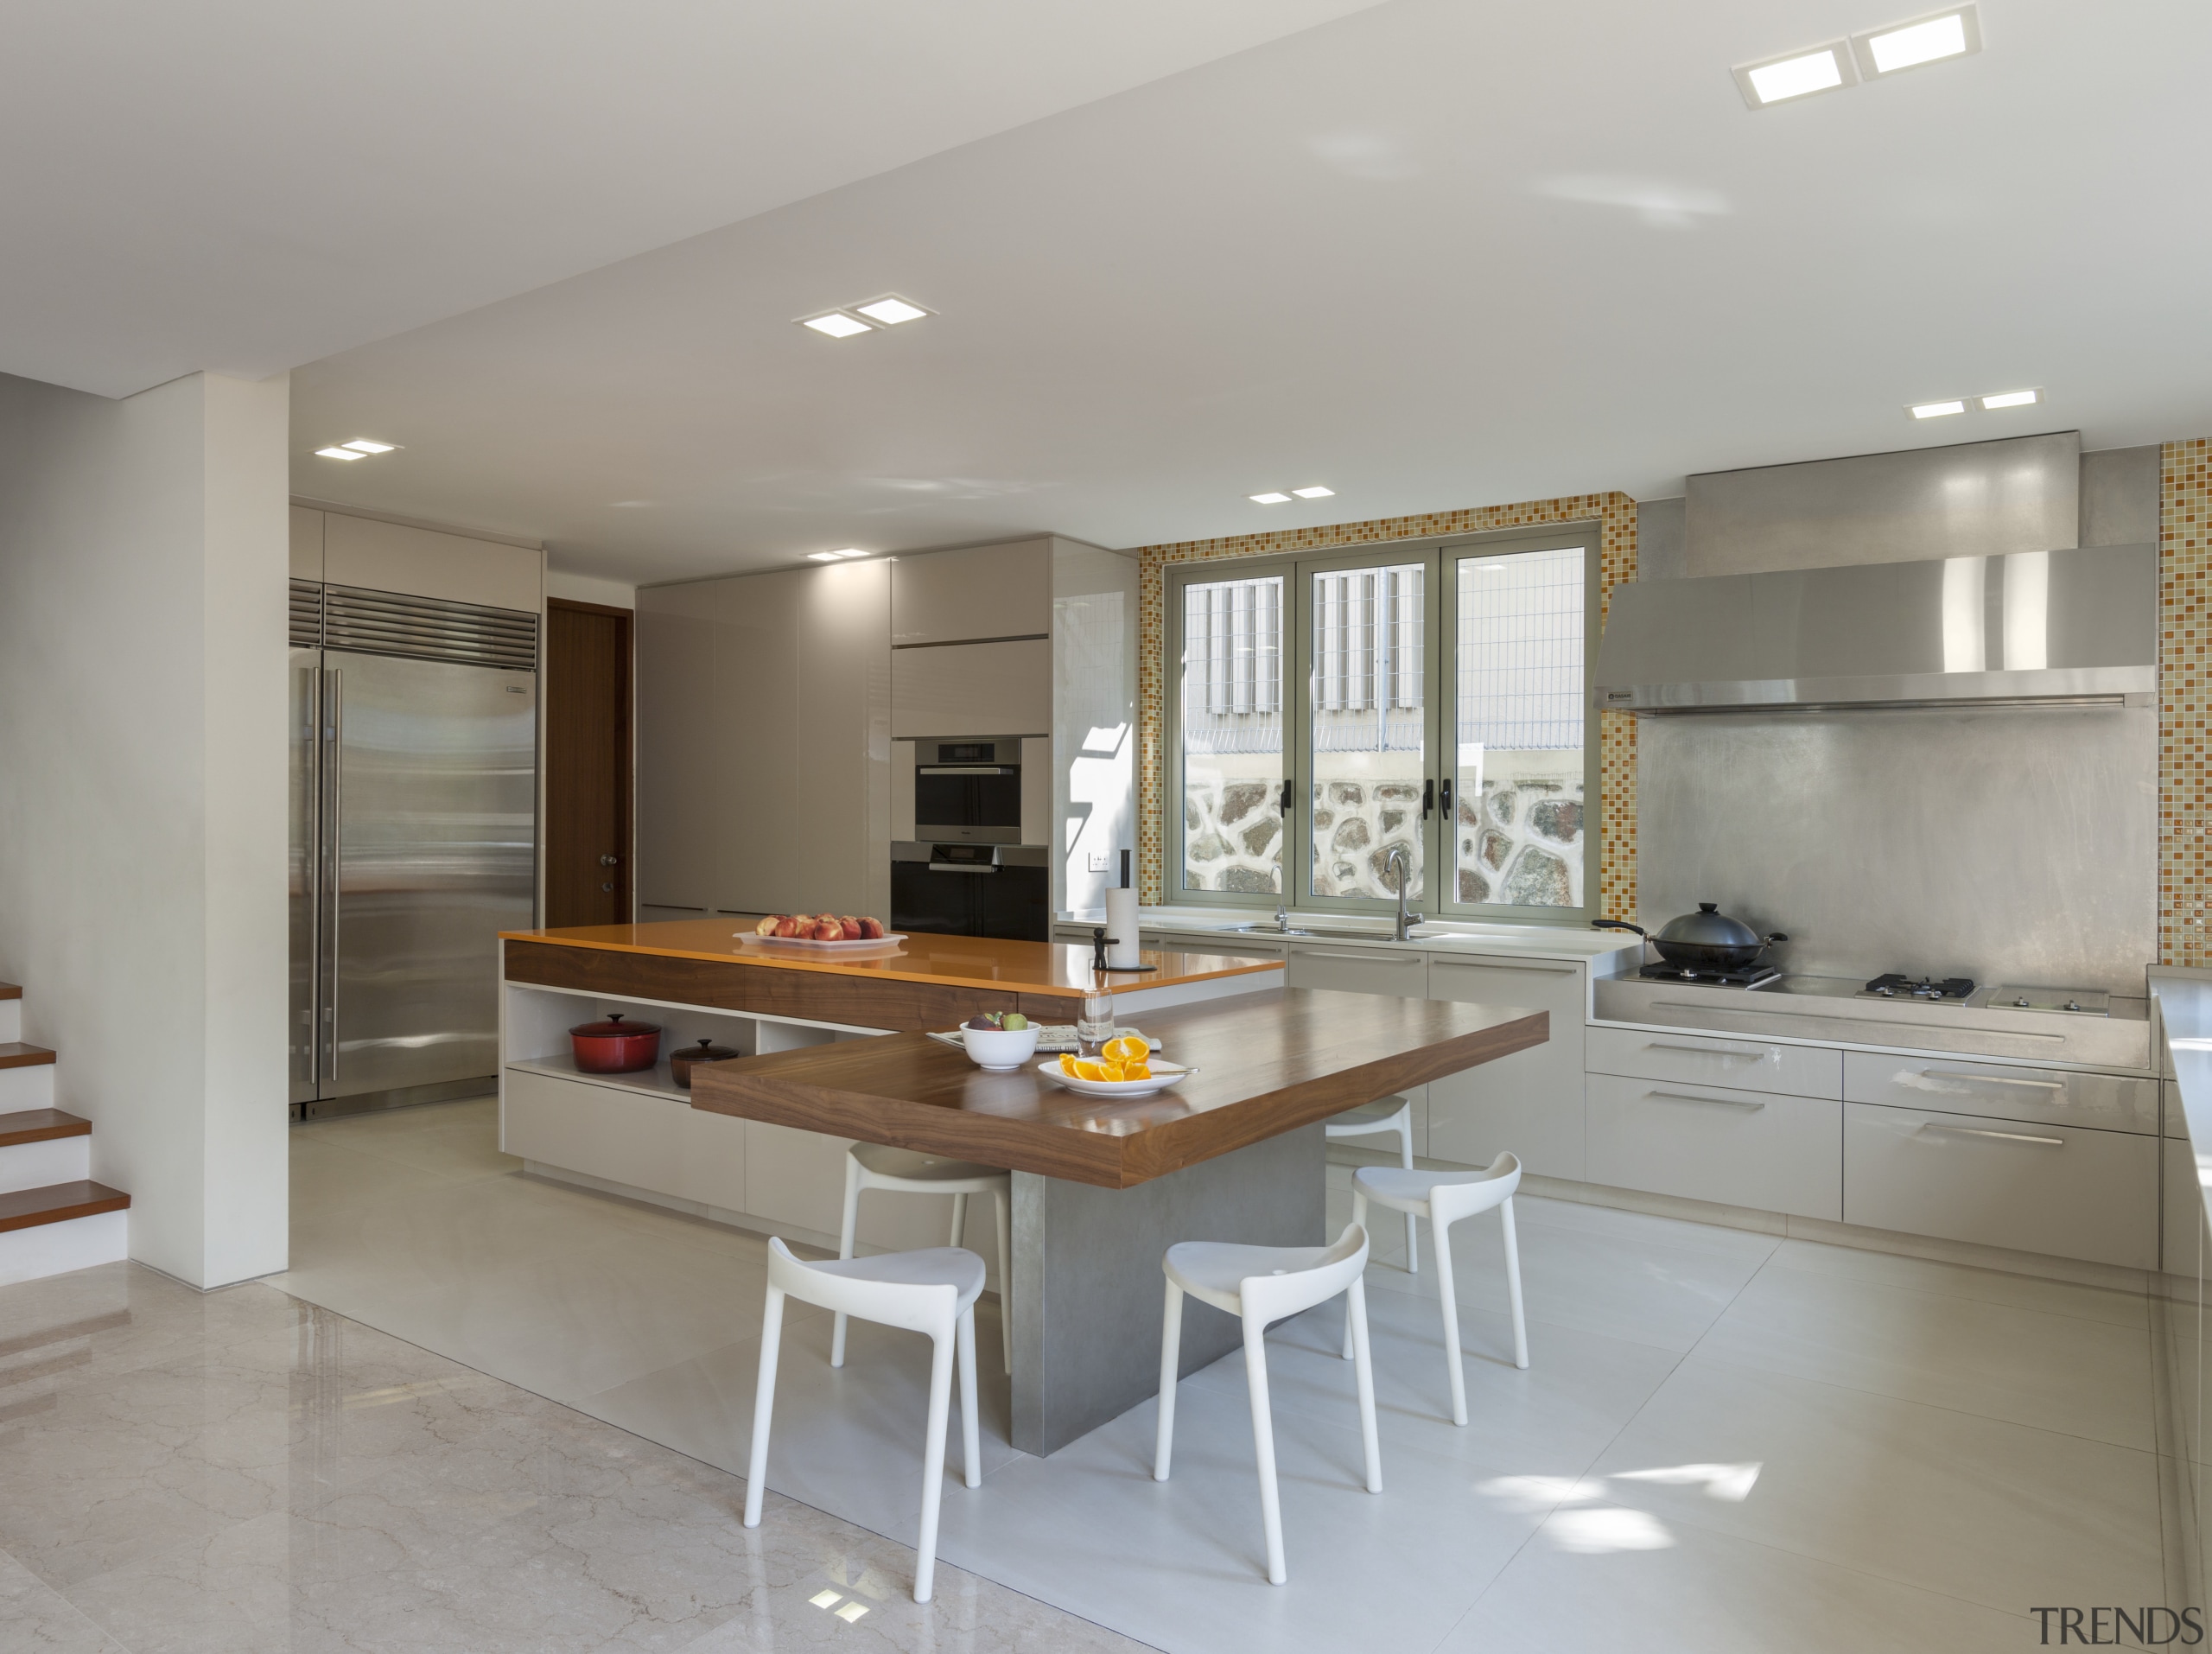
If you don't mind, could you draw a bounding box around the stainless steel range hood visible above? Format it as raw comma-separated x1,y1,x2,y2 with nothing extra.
1594,542,2155,711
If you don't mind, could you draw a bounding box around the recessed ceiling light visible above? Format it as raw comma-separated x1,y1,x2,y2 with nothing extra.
341,439,396,454
854,296,930,326
315,446,365,461
1979,388,2041,410
800,311,873,339
1733,41,1855,109
1249,492,1292,505
1909,399,1967,419
830,548,872,558
1292,487,1334,499
1853,5,1980,78
806,551,842,562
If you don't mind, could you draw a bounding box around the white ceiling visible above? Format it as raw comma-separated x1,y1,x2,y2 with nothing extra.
194,2,2212,580
0,0,1379,398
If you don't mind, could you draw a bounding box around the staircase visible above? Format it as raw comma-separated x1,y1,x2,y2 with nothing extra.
0,983,130,1287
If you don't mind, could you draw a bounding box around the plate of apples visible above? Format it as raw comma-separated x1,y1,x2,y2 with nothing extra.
740,913,906,954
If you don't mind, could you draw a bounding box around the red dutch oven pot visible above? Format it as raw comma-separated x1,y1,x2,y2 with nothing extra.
569,1012,662,1074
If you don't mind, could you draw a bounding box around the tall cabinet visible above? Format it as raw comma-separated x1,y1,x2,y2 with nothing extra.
637,561,891,922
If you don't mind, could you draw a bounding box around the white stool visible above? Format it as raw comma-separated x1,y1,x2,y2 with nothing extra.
1154,1224,1381,1586
834,1142,1013,1373
744,1237,983,1603
1324,1095,1418,1272
1343,1153,1527,1427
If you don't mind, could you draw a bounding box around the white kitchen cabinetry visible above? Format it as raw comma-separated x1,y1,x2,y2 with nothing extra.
289,506,324,580
893,539,1051,646
321,511,542,614
1427,957,1586,1179
1843,1101,2158,1269
1587,1025,1840,1100
1843,1051,2158,1136
1586,1074,1841,1220
1282,947,1431,1148
635,563,890,920
2164,1136,2201,1276
892,639,1052,737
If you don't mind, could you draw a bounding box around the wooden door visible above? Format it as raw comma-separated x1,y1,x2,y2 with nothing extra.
545,599,633,926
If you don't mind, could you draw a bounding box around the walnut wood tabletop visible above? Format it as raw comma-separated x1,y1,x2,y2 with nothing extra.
687,987,1547,1188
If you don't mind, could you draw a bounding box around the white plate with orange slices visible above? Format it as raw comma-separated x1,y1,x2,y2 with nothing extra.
1039,1035,1193,1098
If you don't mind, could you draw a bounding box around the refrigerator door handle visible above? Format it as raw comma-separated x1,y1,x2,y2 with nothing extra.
325,666,341,1085
308,664,322,1091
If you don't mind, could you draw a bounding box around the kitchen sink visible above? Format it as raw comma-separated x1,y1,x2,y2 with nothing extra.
1222,923,1402,943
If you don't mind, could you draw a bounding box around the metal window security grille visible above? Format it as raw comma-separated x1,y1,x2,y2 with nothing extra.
1456,547,1582,753
1183,576,1283,754
1313,563,1424,752
316,583,538,671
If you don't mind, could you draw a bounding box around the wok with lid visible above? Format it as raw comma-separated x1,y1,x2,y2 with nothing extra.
1592,903,1788,972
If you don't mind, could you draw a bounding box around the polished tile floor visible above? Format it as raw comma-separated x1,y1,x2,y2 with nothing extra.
3,1097,2177,1652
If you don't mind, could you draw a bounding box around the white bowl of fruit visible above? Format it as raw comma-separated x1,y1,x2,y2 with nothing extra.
741,913,904,952
959,1012,1039,1072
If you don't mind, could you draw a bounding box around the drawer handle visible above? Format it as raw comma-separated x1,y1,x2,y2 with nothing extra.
1302,949,1424,964
1915,1123,2065,1148
1646,1090,1765,1110
1442,961,1580,975
1647,1040,1768,1061
1917,1069,2065,1091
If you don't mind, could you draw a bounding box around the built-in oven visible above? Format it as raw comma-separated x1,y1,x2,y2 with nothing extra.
906,737,1025,845
892,843,1050,942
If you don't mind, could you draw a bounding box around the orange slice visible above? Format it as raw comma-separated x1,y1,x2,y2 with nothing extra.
1124,1063,1152,1081
1071,1059,1109,1082
1058,1055,1078,1078
1102,1034,1147,1064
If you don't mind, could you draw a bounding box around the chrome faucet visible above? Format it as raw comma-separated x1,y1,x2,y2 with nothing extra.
1386,845,1424,942
1274,891,1289,933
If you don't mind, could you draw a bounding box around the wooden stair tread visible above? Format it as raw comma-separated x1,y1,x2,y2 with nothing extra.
0,1180,130,1233
0,983,19,1000
0,1044,56,1070
0,1109,89,1148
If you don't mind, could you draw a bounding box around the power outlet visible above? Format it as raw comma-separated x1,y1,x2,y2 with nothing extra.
1087,852,1111,873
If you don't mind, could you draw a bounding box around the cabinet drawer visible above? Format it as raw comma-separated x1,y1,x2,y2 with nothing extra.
1587,1073,1840,1220
1843,1052,2157,1136
1425,956,1585,1179
1587,1025,1840,1100
1284,946,1427,997
1842,1103,2158,1269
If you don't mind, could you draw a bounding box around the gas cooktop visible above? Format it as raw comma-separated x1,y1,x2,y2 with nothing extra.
1636,962,1780,988
1859,974,1977,1004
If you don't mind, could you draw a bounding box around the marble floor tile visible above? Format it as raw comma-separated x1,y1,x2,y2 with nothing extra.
1764,1236,2152,1328
1694,1259,2157,1449
0,1547,127,1652
1581,1354,2165,1614
1437,1501,2040,1654
296,1095,515,1185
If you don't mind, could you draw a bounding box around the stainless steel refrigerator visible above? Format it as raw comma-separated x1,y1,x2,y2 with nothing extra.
290,581,538,1120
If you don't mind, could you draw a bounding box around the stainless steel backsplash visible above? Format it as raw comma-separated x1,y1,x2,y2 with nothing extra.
1635,706,2156,994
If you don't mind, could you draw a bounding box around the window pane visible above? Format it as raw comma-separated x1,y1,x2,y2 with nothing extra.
1309,563,1426,900
1452,547,1585,907
1181,575,1284,894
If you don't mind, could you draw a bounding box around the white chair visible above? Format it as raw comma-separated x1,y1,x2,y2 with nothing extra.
833,1142,1013,1373
1154,1224,1381,1586
1343,1153,1527,1428
744,1237,983,1604
1323,1095,1418,1272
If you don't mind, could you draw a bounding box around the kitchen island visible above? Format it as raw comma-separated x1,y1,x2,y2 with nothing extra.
495,925,1288,1315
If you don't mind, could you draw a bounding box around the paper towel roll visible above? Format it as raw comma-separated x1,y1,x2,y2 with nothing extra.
1105,887,1141,969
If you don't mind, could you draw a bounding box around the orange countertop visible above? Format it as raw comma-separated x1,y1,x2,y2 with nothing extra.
499,922,1283,1000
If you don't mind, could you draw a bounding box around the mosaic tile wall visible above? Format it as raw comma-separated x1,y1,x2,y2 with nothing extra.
1136,493,1638,913
2164,438,2212,968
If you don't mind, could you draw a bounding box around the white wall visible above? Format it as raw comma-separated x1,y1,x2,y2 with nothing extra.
0,369,289,1288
